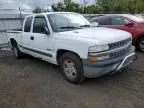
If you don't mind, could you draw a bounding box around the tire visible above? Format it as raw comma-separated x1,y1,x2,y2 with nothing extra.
137,37,144,52
12,42,23,59
59,52,85,84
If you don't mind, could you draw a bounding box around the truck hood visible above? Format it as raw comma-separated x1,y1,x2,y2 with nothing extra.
59,27,132,45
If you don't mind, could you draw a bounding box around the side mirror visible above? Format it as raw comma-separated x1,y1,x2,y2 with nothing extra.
91,22,99,27
125,22,134,27
44,26,50,35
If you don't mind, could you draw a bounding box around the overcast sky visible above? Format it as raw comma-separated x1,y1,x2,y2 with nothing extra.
0,0,96,9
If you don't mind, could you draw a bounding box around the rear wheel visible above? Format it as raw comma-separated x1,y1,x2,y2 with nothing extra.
59,52,85,84
12,43,23,59
137,37,144,52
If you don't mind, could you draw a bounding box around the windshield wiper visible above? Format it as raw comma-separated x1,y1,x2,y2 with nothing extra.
60,26,81,29
80,25,91,27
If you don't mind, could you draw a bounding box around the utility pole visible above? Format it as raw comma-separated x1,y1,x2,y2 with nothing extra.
16,0,23,26
83,0,86,14
19,7,23,25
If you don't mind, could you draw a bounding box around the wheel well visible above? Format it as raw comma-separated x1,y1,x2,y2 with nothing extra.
10,38,17,47
57,49,81,64
136,35,144,47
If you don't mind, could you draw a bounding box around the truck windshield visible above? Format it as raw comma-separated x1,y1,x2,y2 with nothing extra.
47,13,91,32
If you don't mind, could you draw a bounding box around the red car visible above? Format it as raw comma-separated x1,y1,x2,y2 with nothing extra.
90,14,144,52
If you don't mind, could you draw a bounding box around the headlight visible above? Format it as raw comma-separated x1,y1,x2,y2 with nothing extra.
88,45,110,62
88,45,109,53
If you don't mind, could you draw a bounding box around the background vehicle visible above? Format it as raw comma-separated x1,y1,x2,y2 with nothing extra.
7,12,136,84
90,14,144,52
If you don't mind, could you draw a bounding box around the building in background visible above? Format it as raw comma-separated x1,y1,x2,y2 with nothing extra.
0,9,32,46
0,0,32,46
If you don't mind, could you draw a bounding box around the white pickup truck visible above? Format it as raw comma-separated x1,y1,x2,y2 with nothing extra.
7,12,136,83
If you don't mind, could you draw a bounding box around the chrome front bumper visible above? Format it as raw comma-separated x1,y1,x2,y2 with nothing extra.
116,53,136,71
83,47,137,78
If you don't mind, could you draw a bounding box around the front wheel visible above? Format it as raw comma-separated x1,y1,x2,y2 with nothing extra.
59,52,85,84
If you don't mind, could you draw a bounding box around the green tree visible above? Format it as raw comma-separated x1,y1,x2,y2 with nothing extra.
54,0,81,13
64,0,81,12
56,2,65,11
46,0,144,14
64,0,72,11
97,0,143,14
86,5,104,14
134,0,144,13
97,0,113,13
33,7,44,13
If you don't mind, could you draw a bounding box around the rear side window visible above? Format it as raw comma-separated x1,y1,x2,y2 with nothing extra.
111,17,131,25
111,17,125,25
24,16,33,32
97,18,111,25
33,16,48,34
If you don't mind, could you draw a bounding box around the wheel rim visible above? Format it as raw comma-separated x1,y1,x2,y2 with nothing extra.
14,47,18,57
63,60,77,79
140,39,144,51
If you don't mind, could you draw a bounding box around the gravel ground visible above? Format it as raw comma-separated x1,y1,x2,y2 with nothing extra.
0,50,144,108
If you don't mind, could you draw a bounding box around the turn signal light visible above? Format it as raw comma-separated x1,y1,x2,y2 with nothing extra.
88,57,97,62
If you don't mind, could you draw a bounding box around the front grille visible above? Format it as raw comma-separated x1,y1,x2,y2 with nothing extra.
109,38,131,50
110,45,131,58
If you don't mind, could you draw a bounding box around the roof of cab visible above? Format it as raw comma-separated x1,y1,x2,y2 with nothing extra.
26,12,76,17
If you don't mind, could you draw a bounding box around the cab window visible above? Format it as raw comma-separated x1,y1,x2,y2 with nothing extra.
33,16,49,34
24,16,33,32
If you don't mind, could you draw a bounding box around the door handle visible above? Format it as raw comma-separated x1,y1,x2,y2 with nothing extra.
30,36,34,40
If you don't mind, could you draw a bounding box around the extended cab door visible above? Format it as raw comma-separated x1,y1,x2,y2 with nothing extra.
21,16,34,54
30,15,53,62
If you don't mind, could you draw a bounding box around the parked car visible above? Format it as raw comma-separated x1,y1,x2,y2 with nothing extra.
90,14,144,52
7,12,136,84
135,14,144,19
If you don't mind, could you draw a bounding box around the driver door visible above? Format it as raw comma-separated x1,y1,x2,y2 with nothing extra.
30,15,53,62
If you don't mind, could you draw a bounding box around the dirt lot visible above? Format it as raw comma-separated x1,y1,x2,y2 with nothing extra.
0,50,144,108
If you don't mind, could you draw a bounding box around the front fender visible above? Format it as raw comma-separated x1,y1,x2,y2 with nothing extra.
133,32,144,45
